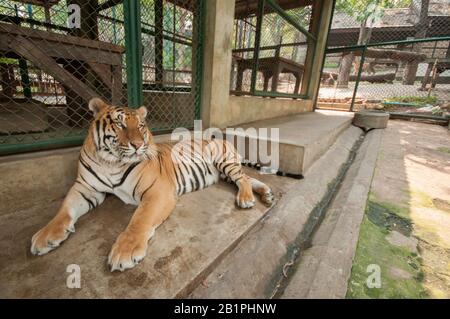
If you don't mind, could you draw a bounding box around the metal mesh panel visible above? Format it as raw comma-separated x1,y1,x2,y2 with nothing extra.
328,0,450,48
0,0,204,154
142,0,198,132
230,1,313,97
318,0,450,117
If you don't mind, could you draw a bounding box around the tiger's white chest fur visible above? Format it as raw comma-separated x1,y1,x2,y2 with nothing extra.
114,187,139,205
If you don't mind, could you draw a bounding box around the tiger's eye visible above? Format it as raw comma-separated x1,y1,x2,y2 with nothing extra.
115,122,124,129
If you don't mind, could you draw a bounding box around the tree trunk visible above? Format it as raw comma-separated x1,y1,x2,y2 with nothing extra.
337,17,373,88
0,63,16,98
337,52,354,88
403,0,429,85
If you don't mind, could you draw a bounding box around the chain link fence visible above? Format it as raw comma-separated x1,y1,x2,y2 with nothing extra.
0,0,204,154
230,0,314,98
318,0,450,119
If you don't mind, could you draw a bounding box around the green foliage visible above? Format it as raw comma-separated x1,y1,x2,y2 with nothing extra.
336,0,412,22
0,58,18,65
385,95,438,106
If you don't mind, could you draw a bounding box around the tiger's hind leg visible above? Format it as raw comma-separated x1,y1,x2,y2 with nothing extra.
211,140,273,208
220,171,274,208
249,177,274,206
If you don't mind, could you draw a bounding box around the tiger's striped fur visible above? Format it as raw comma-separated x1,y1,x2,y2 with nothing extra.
30,98,274,272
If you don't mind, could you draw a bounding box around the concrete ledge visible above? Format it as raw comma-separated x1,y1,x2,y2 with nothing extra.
0,147,79,214
225,110,354,176
190,126,363,298
353,111,389,129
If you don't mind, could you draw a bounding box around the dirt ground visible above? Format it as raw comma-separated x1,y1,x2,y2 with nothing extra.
348,120,450,298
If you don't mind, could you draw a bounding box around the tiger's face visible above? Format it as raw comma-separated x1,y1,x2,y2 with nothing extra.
88,98,155,163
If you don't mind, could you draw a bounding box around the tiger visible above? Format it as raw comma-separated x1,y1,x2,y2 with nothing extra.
30,98,274,272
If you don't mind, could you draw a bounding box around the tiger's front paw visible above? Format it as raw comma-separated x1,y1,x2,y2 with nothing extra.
236,189,256,209
108,232,148,272
31,221,74,255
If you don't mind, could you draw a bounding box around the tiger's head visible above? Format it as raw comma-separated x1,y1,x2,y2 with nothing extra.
87,98,156,164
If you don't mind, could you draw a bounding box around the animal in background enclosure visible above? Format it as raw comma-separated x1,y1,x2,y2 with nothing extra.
30,98,274,272
353,60,376,75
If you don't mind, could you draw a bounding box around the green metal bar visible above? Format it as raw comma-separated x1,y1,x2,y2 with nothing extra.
350,47,366,112
123,0,143,107
388,112,448,122
112,6,117,44
253,90,309,99
313,0,336,111
0,14,72,32
99,14,193,46
382,101,426,107
0,135,86,156
250,0,265,95
18,58,32,99
14,4,32,99
326,36,450,54
265,0,317,41
194,0,205,120
301,0,323,98
154,0,164,89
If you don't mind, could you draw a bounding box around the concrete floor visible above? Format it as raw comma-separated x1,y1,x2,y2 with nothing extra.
319,82,450,102
0,169,294,298
368,120,450,298
0,110,356,298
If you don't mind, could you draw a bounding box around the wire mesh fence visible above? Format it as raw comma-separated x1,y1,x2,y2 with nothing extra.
0,0,204,154
318,0,450,118
229,0,314,98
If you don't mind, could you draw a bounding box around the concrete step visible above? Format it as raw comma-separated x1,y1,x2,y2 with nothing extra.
225,110,353,176
0,111,359,298
190,125,364,298
280,129,383,299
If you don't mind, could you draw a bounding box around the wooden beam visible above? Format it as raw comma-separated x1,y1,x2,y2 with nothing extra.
86,62,113,89
0,33,122,66
97,0,123,12
0,23,123,53
111,65,123,106
8,35,97,102
13,0,60,6
354,48,427,62
235,0,313,19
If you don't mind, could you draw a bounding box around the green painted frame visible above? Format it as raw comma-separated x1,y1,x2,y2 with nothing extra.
323,35,450,112
124,0,143,108
249,0,318,99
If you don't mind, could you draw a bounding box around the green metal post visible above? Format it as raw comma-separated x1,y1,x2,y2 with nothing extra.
112,5,117,44
18,59,32,99
14,4,32,99
193,0,205,120
350,47,366,112
250,0,265,95
123,0,143,107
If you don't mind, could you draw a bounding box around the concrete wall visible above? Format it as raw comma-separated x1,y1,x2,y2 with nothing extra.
226,96,313,127
200,0,334,128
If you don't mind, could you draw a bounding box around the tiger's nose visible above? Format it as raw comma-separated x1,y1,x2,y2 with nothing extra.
130,141,143,150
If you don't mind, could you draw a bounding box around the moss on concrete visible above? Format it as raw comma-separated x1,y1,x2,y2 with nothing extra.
437,147,450,154
346,200,427,299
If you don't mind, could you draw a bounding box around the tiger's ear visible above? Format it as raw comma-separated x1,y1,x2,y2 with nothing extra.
88,98,109,115
137,106,148,119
